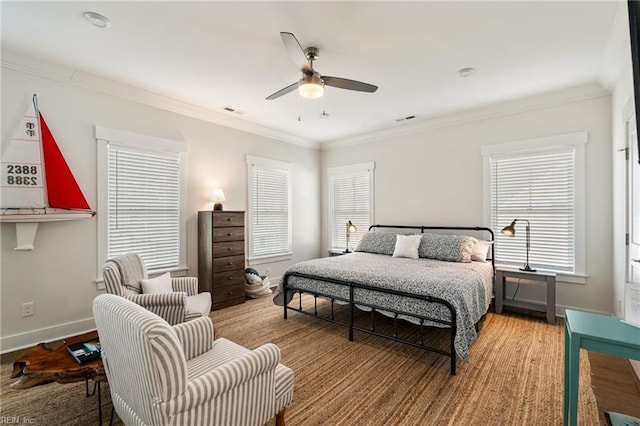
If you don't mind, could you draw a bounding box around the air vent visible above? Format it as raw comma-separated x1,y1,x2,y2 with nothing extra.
222,107,246,115
395,115,416,122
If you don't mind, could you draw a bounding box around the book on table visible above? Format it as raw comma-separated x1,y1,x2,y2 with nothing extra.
66,338,102,364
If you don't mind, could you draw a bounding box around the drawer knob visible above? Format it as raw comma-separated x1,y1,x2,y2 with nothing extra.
228,261,232,265
227,233,232,236
227,247,231,251
227,291,233,295
229,276,233,280
227,218,231,221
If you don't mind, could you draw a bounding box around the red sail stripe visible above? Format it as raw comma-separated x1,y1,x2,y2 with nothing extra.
39,114,91,210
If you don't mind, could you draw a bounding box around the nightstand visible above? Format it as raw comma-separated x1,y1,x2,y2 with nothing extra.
495,267,556,324
328,249,348,257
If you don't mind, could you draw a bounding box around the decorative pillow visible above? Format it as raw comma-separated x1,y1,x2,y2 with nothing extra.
355,231,398,255
245,267,263,285
471,240,494,262
418,234,478,263
140,272,173,294
392,234,422,259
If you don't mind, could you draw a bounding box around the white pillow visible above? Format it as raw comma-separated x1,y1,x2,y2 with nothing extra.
471,240,494,262
140,272,173,294
392,234,422,259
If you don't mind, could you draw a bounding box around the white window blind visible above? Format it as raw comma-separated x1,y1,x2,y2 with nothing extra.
107,145,181,272
489,147,576,272
328,162,374,252
247,155,292,260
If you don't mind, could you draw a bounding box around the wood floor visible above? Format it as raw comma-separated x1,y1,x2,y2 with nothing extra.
589,351,640,424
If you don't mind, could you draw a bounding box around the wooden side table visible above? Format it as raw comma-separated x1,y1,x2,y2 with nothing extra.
563,310,640,425
11,331,107,424
495,267,556,324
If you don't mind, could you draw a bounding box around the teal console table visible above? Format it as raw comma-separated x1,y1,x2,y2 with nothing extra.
564,309,640,425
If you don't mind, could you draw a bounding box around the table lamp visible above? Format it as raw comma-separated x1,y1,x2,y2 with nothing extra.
501,219,536,272
344,221,357,253
212,188,225,211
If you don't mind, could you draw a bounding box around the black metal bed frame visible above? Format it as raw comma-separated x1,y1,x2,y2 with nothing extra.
281,224,495,375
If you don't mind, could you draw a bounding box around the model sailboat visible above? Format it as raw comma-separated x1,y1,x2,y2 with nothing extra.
1,95,95,250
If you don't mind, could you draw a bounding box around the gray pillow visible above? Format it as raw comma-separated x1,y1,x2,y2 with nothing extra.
355,232,397,255
418,234,478,263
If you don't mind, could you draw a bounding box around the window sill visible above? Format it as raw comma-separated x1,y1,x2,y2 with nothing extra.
248,254,293,265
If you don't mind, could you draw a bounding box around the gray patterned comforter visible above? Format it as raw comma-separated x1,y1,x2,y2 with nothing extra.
273,252,494,362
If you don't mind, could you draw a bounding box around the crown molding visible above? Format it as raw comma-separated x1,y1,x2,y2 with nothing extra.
2,50,612,154
1,51,320,151
321,83,611,151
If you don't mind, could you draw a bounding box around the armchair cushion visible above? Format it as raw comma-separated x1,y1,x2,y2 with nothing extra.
186,293,213,320
141,272,173,294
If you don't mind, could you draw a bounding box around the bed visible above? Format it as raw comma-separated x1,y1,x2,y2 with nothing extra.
273,225,495,375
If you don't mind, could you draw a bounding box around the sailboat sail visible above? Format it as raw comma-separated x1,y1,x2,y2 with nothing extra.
0,99,46,209
1,95,95,250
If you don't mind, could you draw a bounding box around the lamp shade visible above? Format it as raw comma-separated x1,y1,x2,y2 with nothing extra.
212,188,225,202
501,220,516,237
347,221,357,234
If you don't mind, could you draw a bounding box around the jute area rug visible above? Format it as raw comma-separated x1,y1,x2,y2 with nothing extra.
0,294,599,425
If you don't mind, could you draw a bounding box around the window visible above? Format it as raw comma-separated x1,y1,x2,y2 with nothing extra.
246,155,292,261
482,132,586,275
327,162,375,252
96,127,188,278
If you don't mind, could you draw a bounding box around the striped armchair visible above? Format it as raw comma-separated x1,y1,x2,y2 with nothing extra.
103,253,211,325
93,294,294,426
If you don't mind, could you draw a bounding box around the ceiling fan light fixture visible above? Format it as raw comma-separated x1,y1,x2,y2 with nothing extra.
298,73,325,99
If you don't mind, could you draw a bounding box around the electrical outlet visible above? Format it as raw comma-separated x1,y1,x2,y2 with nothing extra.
21,301,35,317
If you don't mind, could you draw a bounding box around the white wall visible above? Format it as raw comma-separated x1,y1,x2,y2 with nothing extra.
1,67,321,352
322,86,613,315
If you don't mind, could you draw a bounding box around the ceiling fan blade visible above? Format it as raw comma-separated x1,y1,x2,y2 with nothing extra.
323,76,378,93
280,32,312,72
266,82,298,100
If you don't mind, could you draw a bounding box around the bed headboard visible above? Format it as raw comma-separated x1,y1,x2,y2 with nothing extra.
367,224,495,270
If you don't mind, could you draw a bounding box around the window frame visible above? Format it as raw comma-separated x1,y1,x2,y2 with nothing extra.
327,161,375,252
481,131,587,283
96,126,188,285
246,154,292,264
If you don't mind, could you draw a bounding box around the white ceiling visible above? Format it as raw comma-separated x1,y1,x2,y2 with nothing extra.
1,1,621,145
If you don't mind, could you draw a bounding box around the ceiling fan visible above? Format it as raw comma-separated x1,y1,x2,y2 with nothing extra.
266,32,378,100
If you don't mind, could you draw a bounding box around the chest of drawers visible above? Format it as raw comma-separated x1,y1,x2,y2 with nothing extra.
198,211,245,310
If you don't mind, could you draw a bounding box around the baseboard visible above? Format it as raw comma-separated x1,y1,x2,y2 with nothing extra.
0,317,97,354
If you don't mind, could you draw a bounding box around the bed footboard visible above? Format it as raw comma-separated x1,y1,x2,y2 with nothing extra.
282,271,459,375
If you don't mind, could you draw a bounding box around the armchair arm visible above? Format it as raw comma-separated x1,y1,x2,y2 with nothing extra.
171,277,198,296
172,317,214,360
125,292,187,325
163,343,280,415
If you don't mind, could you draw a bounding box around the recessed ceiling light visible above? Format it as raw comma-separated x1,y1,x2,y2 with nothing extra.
457,67,476,77
83,12,111,29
